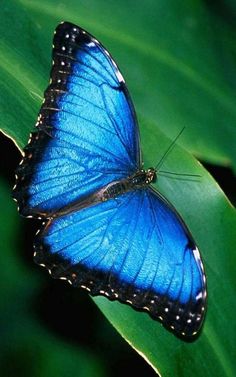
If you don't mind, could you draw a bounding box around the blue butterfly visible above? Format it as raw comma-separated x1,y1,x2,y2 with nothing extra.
13,21,207,339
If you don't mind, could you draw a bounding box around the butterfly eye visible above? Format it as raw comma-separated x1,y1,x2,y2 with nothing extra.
152,171,157,183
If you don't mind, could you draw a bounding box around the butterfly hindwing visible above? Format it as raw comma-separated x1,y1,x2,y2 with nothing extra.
13,22,140,217
34,188,206,338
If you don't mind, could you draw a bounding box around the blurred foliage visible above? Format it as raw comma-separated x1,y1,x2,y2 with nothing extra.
0,1,236,377
0,177,106,377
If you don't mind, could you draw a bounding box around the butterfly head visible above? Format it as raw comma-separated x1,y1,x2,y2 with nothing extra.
146,167,157,184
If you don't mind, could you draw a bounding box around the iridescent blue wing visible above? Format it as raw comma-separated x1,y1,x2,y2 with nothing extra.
34,188,206,338
13,22,140,216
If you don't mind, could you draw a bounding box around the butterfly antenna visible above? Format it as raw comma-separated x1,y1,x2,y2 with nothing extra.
155,128,201,180
155,127,185,171
158,170,201,181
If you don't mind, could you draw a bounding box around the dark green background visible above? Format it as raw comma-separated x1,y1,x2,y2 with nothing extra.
0,1,236,376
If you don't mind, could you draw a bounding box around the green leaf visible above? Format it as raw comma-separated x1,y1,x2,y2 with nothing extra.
95,131,236,376
1,0,236,168
1,1,236,376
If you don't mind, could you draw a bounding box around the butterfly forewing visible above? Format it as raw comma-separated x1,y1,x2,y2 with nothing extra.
13,22,140,217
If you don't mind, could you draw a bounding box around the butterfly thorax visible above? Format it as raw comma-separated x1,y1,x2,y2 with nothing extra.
47,168,157,219
101,168,157,201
